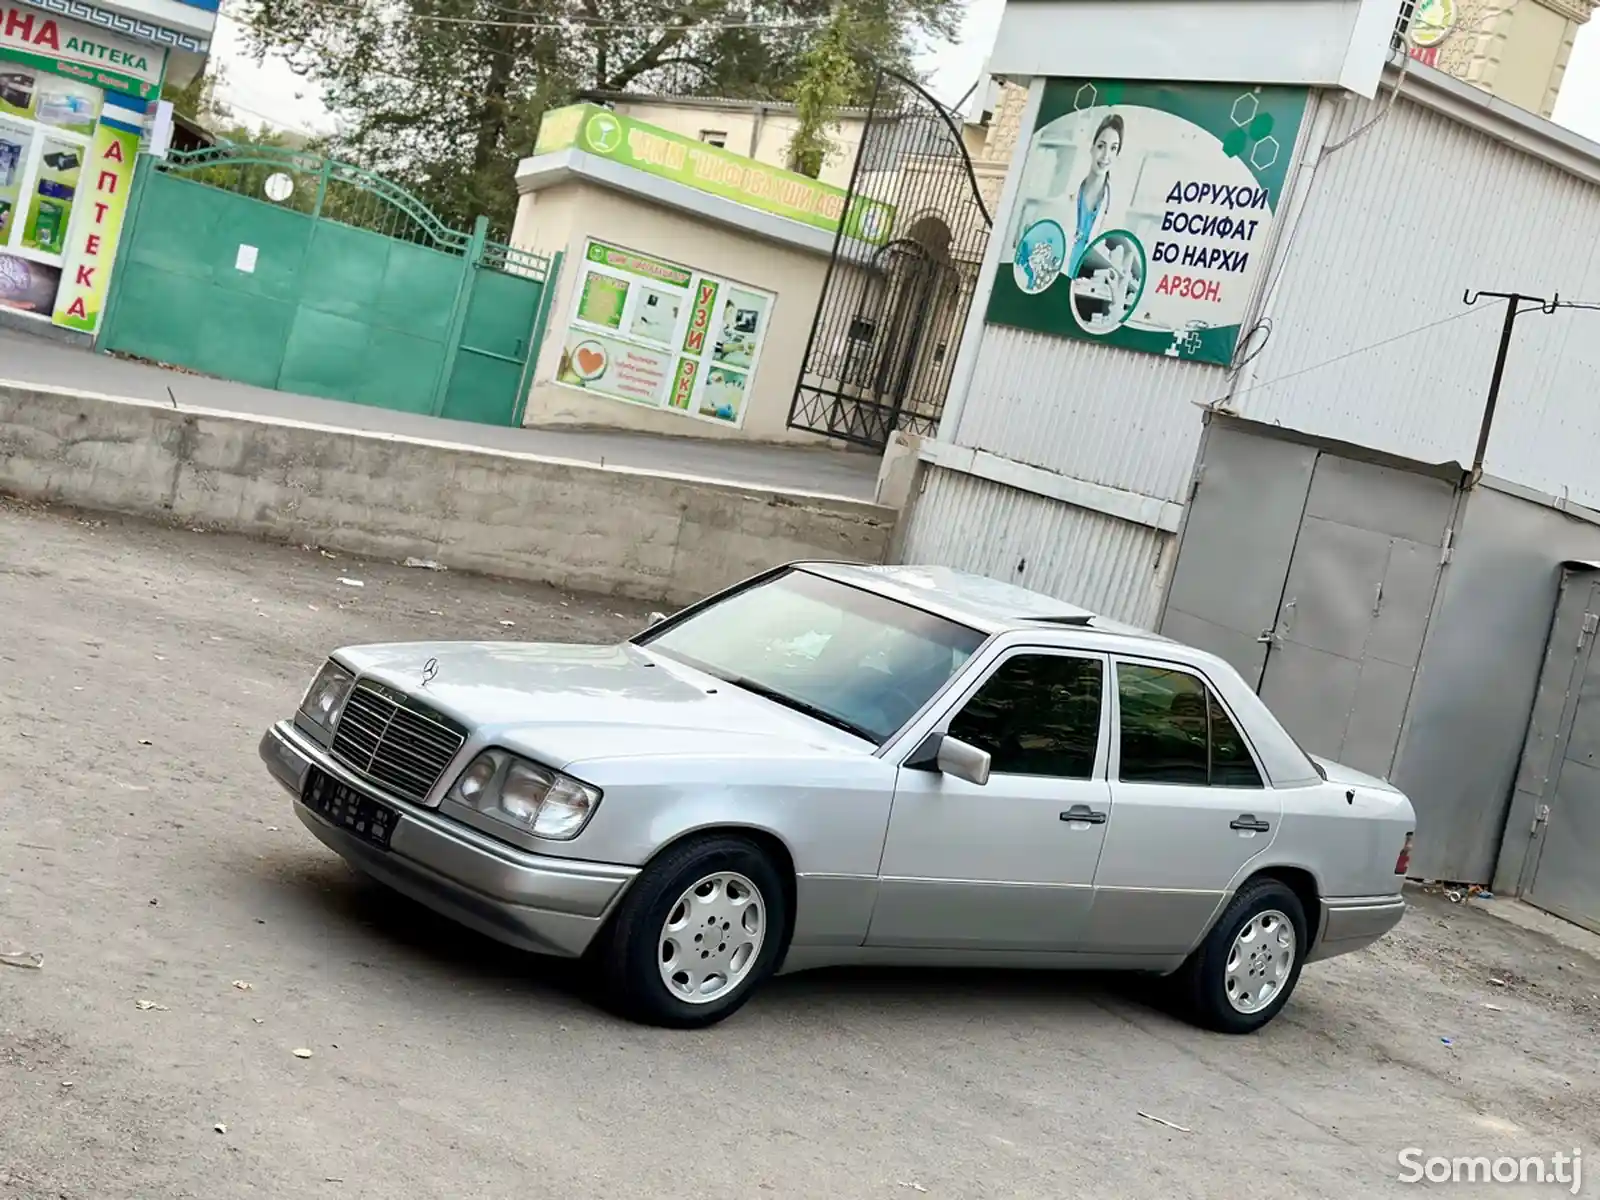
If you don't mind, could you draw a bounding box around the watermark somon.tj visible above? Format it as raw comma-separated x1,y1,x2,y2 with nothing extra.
1398,1148,1583,1193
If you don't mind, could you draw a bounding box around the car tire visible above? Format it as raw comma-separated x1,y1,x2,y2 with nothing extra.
595,834,788,1029
1172,877,1307,1034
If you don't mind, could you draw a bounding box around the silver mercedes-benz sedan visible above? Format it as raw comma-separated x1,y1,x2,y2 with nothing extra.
260,562,1415,1032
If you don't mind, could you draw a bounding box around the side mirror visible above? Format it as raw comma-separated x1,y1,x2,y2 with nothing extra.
935,734,991,787
647,611,667,627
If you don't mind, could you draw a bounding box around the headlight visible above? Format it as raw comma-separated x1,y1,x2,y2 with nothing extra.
446,749,601,840
298,660,355,739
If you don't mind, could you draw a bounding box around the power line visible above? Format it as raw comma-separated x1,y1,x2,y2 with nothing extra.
233,0,827,33
1221,293,1600,414
1215,301,1506,408
214,93,325,136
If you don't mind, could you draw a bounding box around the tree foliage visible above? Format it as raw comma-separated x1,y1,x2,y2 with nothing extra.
233,0,960,234
160,59,230,126
784,2,860,178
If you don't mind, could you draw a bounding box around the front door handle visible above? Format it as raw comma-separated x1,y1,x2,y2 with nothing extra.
1060,805,1108,825
1230,814,1271,833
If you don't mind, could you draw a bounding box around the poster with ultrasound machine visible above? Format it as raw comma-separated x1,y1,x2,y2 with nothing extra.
986,78,1309,365
556,238,773,427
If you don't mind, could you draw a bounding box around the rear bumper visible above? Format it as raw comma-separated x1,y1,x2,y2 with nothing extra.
1307,894,1407,963
259,721,637,957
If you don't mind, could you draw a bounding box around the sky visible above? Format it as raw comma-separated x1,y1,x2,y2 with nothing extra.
209,0,1600,144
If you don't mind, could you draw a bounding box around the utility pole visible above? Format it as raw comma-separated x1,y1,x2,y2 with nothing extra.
1462,289,1558,481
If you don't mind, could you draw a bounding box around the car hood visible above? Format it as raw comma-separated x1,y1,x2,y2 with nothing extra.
1311,754,1401,794
333,639,872,769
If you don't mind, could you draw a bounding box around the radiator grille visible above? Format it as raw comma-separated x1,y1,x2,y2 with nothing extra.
330,682,465,803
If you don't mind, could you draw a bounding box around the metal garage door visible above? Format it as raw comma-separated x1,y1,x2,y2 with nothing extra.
1513,568,1600,932
1161,419,1456,780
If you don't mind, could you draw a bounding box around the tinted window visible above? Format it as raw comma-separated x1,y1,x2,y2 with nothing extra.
643,570,986,744
1117,664,1209,784
1117,663,1262,787
1209,693,1263,788
948,654,1103,779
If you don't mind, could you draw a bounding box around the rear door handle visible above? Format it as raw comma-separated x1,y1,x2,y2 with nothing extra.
1060,805,1107,825
1230,814,1271,833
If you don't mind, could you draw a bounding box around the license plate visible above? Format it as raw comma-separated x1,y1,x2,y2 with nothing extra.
302,770,397,851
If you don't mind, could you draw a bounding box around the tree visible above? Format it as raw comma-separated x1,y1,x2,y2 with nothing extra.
160,58,230,127
784,2,860,178
233,0,960,235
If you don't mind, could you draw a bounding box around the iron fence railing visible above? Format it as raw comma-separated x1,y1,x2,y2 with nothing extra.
156,144,550,280
787,70,994,451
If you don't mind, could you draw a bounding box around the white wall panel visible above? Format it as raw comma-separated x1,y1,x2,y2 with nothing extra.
1240,85,1600,505
953,325,1216,504
989,0,1396,98
899,464,1173,627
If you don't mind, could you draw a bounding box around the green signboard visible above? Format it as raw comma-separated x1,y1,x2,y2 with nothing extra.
986,78,1310,365
535,103,894,245
0,1,167,99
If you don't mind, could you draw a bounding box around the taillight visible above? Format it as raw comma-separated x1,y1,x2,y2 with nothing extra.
1395,832,1414,876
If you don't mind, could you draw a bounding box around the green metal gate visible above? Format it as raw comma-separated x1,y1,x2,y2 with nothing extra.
99,145,560,427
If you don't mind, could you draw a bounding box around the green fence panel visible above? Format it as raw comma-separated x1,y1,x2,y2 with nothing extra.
98,146,552,427
439,266,545,425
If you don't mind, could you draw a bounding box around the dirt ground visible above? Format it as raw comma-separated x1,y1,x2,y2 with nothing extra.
2,497,1598,1199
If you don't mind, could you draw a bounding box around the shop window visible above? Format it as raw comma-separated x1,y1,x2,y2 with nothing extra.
0,118,35,246
0,68,102,320
23,137,82,254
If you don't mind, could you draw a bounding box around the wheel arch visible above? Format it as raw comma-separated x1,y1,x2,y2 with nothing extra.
638,824,800,951
1237,863,1324,950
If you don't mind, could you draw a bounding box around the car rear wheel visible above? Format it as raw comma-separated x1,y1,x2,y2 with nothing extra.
1173,878,1307,1034
595,834,788,1029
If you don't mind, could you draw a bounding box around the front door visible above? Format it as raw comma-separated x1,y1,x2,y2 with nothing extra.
1085,658,1282,954
868,649,1111,951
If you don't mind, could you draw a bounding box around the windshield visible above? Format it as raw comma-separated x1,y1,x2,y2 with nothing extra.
640,569,987,744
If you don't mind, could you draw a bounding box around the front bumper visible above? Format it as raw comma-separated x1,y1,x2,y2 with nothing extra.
259,721,637,957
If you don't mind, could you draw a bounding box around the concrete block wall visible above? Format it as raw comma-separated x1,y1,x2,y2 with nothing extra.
0,383,896,608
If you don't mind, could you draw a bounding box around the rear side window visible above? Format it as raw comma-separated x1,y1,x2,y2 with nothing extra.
1208,692,1262,787
1116,662,1263,788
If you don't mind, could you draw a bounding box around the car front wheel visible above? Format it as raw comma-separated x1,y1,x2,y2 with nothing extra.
1173,878,1307,1034
595,834,787,1028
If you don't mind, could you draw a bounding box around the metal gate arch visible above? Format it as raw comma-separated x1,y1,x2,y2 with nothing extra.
789,69,994,450
99,145,559,426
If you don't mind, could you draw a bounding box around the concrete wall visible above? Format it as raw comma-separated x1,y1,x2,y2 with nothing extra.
513,180,833,446
0,383,895,608
1497,0,1581,117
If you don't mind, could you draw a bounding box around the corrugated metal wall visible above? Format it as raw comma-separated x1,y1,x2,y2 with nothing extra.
952,326,1218,503
1239,86,1600,506
899,464,1173,626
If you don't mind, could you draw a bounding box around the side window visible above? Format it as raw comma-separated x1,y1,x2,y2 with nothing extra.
1209,693,1263,788
1116,663,1262,788
947,654,1103,779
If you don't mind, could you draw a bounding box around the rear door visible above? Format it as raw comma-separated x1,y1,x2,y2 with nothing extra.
1083,657,1281,954
869,648,1111,952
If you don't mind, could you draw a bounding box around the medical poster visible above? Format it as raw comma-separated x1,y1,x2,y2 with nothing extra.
559,238,774,428
987,78,1309,365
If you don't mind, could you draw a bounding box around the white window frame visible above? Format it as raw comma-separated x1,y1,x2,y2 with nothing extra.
0,105,96,266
